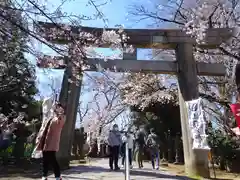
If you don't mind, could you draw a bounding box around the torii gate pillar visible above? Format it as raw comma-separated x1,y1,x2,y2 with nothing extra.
57,59,82,168
176,43,209,177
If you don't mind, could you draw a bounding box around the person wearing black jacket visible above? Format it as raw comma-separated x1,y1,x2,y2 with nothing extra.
146,128,160,170
135,127,145,168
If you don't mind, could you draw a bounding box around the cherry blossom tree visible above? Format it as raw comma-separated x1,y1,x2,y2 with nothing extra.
0,0,135,134
84,72,128,137
127,0,240,128
120,73,178,110
77,100,90,127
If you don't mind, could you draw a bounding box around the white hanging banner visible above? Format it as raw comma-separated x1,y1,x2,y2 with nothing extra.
42,95,56,122
32,95,56,159
186,98,210,150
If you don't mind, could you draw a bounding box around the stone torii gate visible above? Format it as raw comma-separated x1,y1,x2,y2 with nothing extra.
37,21,234,178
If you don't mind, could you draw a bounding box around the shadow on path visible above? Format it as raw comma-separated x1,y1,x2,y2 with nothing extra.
0,163,234,180
62,165,234,180
63,165,196,180
61,177,93,180
0,164,41,179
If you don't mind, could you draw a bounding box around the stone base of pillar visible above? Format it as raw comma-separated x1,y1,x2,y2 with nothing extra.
185,149,210,178
173,161,181,165
160,159,168,166
79,159,87,164
185,163,210,178
57,157,70,170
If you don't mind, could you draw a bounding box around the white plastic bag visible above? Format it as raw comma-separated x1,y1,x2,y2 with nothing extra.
31,147,43,159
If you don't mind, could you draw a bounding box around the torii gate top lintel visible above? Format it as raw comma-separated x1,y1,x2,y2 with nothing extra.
37,21,232,77
37,21,233,49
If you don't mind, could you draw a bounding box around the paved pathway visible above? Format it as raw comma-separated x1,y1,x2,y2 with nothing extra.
50,159,191,180
0,159,192,180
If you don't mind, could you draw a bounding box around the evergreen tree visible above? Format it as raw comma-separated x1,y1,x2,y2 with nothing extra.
0,0,39,126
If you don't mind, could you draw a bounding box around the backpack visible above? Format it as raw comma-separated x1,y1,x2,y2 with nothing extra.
147,134,157,148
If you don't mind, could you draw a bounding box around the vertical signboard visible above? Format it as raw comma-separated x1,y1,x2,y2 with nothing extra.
186,98,210,150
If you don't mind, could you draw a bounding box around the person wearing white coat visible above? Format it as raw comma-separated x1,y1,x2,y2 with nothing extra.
121,132,134,169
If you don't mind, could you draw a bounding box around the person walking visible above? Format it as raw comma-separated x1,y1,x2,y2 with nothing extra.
146,128,160,170
135,126,145,169
0,124,13,150
32,99,65,180
107,124,122,170
0,124,14,164
121,132,134,169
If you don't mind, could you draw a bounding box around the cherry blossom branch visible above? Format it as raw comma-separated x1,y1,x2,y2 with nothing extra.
77,100,90,124
199,93,230,107
219,46,240,61
128,5,185,25
0,0,121,130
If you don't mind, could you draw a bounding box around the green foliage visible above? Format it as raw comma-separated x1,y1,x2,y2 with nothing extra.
131,100,181,148
26,100,42,121
131,100,181,137
0,142,34,158
0,1,39,125
207,128,239,161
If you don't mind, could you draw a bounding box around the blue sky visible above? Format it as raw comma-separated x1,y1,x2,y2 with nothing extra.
30,0,177,128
